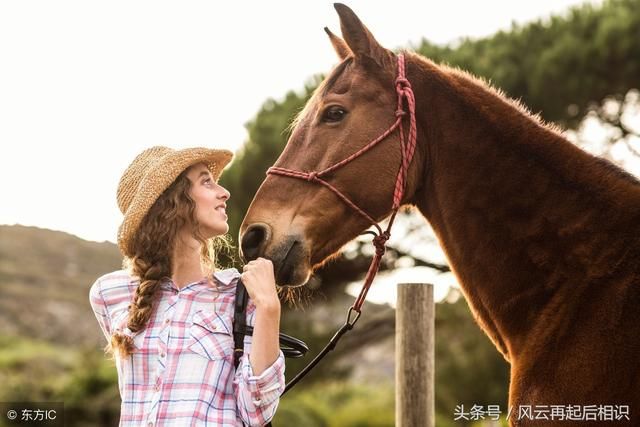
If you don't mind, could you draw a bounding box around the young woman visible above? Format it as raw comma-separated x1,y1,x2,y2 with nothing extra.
89,146,284,426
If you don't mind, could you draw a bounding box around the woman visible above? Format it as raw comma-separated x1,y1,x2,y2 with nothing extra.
89,146,284,426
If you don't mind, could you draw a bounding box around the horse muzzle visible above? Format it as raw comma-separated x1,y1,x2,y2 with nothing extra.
240,223,311,287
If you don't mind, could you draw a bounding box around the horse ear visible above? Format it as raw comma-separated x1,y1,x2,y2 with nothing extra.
333,3,393,68
324,27,351,60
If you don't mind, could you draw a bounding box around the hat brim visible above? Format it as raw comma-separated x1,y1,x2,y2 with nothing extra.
117,147,233,256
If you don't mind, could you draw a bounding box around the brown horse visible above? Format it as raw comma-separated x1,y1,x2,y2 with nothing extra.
239,4,640,425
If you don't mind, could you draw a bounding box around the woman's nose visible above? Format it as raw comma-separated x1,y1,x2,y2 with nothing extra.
219,186,230,201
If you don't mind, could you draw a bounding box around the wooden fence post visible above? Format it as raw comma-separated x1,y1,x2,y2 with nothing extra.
396,283,434,427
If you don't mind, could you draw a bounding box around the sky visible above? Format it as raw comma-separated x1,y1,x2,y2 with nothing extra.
0,0,603,245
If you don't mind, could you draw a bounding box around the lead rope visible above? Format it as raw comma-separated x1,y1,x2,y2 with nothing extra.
266,53,418,398
233,278,308,427
234,279,275,427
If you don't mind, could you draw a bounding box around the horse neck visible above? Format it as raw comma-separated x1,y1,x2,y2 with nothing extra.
408,57,640,361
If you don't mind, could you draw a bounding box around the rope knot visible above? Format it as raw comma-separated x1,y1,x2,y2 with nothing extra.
307,171,318,182
395,109,407,117
395,77,411,89
373,231,390,256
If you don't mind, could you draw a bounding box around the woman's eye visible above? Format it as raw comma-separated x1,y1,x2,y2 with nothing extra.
322,106,347,123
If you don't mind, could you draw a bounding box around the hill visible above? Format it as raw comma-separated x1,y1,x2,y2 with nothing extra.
0,224,122,347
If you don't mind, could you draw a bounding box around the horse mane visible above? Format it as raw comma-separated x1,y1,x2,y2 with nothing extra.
405,50,566,138
404,51,640,193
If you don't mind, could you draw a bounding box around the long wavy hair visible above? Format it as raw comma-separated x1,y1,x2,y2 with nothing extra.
105,167,231,359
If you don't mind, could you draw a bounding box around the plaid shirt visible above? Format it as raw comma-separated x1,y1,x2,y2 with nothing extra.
89,268,285,427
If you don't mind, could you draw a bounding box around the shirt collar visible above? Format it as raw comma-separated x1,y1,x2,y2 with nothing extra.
158,268,240,293
212,268,241,291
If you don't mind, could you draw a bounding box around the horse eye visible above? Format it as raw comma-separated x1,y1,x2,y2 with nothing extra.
322,106,347,123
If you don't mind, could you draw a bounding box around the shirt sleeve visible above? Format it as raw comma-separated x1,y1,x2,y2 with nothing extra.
233,299,286,426
89,277,112,344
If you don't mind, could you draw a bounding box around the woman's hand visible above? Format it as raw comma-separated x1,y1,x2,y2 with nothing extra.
241,257,280,311
241,257,282,375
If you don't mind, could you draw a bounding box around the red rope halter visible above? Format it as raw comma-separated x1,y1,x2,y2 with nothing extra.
267,53,417,313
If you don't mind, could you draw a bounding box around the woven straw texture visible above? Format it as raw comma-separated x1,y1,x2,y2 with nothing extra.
116,146,233,256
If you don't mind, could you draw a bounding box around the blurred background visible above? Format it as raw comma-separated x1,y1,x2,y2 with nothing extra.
1,0,639,425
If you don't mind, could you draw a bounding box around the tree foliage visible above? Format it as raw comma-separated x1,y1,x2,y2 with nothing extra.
415,0,640,126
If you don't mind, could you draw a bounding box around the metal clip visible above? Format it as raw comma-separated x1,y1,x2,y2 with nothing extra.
346,306,362,328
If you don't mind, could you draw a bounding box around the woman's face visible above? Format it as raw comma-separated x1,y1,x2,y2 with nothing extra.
186,163,230,238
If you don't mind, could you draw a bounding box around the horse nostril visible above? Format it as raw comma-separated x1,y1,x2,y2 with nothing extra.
241,223,270,262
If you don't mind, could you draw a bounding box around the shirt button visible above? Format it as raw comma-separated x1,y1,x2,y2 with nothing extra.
164,318,170,324
160,352,166,358
147,423,153,427
154,383,161,392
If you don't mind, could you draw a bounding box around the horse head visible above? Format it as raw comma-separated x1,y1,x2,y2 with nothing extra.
239,4,425,287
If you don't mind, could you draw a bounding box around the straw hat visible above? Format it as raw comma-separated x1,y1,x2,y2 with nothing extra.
116,146,233,257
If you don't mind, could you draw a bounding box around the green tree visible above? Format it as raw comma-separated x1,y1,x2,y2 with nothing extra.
415,0,640,126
